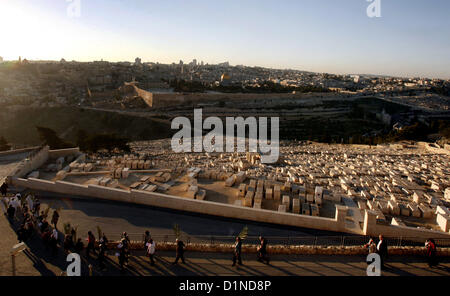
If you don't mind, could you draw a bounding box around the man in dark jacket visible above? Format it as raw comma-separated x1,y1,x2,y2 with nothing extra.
232,237,243,267
257,236,270,264
173,239,186,264
0,182,8,197
376,234,388,269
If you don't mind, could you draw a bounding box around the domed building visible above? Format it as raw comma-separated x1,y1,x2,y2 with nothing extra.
220,73,232,86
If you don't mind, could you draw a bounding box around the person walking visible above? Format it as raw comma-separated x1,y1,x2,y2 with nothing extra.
173,239,185,264
51,210,59,229
33,198,41,215
257,236,270,264
98,238,108,271
50,228,59,256
86,231,96,258
376,234,388,269
1,182,8,197
425,239,438,268
147,238,156,266
143,230,151,248
232,237,243,267
74,238,84,254
364,237,377,255
7,203,15,220
63,234,74,254
120,232,131,265
117,238,127,273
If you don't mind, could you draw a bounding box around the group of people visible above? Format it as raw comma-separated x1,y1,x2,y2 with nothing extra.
1,183,441,274
365,234,439,269
232,236,269,267
1,189,64,256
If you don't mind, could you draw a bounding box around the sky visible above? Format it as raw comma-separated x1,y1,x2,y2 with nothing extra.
0,0,449,79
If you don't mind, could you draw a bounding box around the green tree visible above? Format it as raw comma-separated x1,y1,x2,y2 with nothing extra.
36,126,73,149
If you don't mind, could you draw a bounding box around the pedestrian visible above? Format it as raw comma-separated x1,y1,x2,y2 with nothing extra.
257,236,270,264
425,238,438,268
63,234,74,254
120,233,131,265
376,234,388,269
17,224,28,242
98,239,108,271
143,230,151,248
39,218,49,233
42,228,52,250
147,238,156,266
51,210,59,229
232,237,243,267
117,238,127,273
74,238,84,254
7,203,15,220
25,194,33,214
173,238,185,264
99,234,108,249
0,182,8,197
86,231,96,258
364,237,377,255
33,198,41,215
50,228,59,256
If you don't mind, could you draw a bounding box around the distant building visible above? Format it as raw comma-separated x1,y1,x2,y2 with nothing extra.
135,57,142,66
220,73,232,86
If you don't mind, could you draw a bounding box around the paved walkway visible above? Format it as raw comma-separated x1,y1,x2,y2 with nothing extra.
2,207,450,276
7,246,450,276
1,189,449,277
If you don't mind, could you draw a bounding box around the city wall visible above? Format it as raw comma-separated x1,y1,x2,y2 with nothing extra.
148,92,338,108
10,177,349,234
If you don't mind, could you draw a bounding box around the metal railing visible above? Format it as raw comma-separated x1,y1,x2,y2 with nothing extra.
102,233,450,248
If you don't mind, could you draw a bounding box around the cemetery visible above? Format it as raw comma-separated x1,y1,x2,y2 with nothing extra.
5,139,450,240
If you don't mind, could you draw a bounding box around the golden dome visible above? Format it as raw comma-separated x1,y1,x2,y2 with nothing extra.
221,73,231,81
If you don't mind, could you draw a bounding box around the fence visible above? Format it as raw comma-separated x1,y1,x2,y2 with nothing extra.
103,233,450,248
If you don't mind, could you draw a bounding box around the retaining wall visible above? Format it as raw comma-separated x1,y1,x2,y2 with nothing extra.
106,241,450,256
12,146,49,178
48,148,80,159
364,210,450,240
11,177,347,233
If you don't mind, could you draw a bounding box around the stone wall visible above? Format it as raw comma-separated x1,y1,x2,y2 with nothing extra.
106,241,450,256
0,146,41,157
11,177,348,233
48,148,80,159
363,210,450,240
11,146,49,179
11,177,450,239
149,92,339,109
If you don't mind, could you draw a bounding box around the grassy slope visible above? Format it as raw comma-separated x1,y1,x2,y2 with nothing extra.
0,107,172,147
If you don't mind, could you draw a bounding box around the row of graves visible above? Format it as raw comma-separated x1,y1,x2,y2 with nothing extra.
276,143,450,233
221,169,326,216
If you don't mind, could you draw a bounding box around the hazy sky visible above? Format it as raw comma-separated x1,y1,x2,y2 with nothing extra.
1,0,449,78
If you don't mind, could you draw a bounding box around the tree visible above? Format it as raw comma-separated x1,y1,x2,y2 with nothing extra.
0,136,11,151
76,129,88,150
36,126,73,149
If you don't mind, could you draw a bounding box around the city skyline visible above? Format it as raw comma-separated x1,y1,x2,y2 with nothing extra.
0,0,450,79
